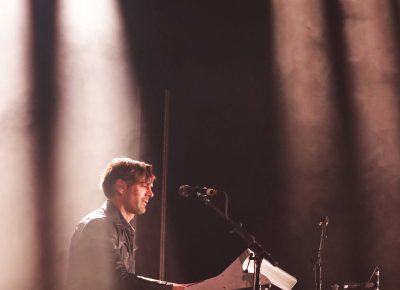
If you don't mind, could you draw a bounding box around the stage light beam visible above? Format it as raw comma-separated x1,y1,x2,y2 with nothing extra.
0,1,36,289
55,0,141,285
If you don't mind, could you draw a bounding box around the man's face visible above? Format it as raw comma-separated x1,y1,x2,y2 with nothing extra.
122,177,154,215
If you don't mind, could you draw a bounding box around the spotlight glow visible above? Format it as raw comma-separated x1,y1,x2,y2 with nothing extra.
55,0,141,284
0,1,36,289
272,0,336,227
340,0,400,269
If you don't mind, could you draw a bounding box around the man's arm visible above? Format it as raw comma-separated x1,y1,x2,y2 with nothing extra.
68,218,176,290
70,219,185,290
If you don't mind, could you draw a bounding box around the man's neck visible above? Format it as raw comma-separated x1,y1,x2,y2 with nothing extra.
119,207,135,223
109,199,135,223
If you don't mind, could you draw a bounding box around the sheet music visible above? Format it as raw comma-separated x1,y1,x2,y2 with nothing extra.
243,250,297,290
187,250,258,290
186,249,297,290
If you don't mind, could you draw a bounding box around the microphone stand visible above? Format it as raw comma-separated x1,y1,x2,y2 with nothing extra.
193,192,278,290
314,217,329,290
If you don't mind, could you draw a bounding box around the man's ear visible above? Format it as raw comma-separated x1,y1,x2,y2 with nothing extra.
114,179,127,195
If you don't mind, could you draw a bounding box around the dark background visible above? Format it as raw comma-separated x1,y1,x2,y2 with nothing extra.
25,0,400,289
119,1,400,289
129,0,292,284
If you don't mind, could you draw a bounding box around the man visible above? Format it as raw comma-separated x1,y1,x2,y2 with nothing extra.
67,158,186,290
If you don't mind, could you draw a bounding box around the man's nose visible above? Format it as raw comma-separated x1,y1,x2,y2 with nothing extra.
146,188,154,198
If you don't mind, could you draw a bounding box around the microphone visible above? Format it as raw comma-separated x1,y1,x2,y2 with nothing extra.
178,185,220,198
318,216,329,226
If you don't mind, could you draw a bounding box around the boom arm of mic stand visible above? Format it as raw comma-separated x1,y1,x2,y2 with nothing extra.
193,192,279,266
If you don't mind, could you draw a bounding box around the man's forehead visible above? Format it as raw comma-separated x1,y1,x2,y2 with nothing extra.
136,176,154,185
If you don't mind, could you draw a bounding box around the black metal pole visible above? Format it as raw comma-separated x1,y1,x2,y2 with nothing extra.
159,89,170,280
253,255,262,290
191,192,278,290
314,216,329,290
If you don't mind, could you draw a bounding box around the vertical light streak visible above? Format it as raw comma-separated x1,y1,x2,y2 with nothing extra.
272,0,336,230
0,1,36,289
55,0,140,285
340,0,400,276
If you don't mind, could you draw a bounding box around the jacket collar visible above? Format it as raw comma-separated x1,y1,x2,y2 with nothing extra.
102,200,135,231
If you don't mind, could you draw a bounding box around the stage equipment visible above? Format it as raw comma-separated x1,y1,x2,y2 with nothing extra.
179,186,297,290
331,266,380,290
313,216,329,290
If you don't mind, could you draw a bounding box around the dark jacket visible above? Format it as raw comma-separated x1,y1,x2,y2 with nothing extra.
67,200,172,290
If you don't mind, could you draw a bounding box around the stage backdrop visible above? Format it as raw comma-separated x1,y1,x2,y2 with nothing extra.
132,1,400,289
1,1,399,290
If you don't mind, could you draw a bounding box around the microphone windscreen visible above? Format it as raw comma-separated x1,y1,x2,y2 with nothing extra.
178,185,190,197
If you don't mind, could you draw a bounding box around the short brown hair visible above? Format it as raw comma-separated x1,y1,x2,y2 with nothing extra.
100,158,155,198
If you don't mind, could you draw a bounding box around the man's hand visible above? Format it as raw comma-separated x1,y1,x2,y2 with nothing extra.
172,283,189,289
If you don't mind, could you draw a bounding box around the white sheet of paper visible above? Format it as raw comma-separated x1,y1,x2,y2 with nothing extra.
242,249,297,290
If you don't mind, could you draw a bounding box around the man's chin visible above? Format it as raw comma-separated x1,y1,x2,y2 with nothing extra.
136,208,146,215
